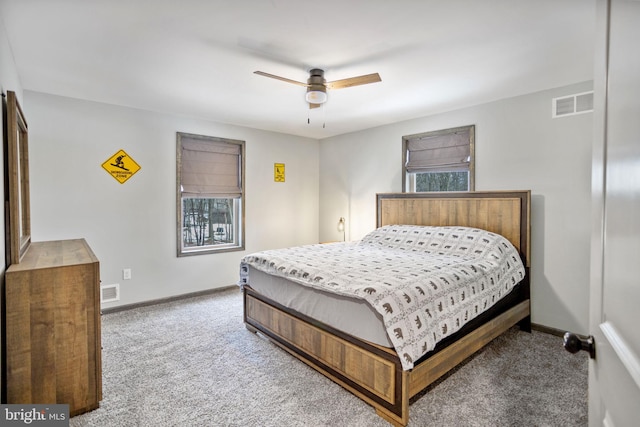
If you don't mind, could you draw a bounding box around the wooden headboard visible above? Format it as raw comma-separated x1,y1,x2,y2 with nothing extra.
377,191,531,267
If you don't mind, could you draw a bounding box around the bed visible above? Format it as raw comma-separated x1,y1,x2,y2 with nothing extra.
240,191,531,426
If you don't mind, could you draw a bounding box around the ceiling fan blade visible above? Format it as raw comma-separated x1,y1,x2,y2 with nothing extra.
254,71,308,87
326,73,381,90
309,103,322,109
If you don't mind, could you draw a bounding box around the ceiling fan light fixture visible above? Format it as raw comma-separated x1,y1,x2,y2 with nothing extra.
255,68,381,107
305,88,327,104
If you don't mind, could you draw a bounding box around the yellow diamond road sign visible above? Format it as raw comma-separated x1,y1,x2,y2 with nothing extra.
102,149,141,184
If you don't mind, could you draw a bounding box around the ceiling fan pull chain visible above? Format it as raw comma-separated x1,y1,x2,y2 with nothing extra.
323,103,326,128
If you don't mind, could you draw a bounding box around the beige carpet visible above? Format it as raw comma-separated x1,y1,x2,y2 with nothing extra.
70,287,588,426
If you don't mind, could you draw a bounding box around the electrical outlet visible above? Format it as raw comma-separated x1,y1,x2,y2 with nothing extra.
123,268,132,280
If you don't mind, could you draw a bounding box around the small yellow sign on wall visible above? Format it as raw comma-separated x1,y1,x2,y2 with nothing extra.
102,149,141,184
274,163,285,182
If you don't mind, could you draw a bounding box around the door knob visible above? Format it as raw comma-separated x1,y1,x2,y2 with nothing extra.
563,332,596,359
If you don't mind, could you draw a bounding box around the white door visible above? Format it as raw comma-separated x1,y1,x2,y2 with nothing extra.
588,0,640,425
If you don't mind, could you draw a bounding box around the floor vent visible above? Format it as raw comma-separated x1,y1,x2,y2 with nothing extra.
101,283,120,303
552,91,594,118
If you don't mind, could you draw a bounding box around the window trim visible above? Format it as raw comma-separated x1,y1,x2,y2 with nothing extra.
176,132,245,256
402,125,475,192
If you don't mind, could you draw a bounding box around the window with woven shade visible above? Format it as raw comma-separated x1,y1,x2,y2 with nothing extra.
176,132,245,255
402,125,475,192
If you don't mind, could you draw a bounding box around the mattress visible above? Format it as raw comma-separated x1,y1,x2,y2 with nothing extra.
247,265,393,347
239,225,525,370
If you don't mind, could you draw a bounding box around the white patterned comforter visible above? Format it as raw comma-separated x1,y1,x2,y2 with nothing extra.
239,225,525,371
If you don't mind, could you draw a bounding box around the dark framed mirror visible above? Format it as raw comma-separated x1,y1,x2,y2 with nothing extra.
4,90,31,264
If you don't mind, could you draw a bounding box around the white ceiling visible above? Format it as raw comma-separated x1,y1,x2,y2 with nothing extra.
0,0,595,139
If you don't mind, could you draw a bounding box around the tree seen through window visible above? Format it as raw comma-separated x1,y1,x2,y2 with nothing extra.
415,171,469,192
182,198,234,248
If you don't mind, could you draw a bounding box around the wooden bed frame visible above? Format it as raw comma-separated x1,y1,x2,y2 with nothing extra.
243,191,531,426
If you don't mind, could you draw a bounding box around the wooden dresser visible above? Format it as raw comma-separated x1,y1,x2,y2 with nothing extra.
5,239,102,416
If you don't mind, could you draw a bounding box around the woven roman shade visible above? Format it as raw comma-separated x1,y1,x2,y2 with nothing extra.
180,137,242,198
405,128,472,173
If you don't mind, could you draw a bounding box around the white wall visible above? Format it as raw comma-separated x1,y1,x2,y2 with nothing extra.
320,81,593,334
0,17,21,98
24,91,319,308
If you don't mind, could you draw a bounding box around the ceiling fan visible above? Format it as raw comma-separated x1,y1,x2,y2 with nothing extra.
254,68,382,108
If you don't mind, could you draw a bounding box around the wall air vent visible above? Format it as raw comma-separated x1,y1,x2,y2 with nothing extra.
101,283,120,303
552,91,594,118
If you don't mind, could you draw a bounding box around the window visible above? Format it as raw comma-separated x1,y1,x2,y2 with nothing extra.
176,132,245,256
402,125,475,192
